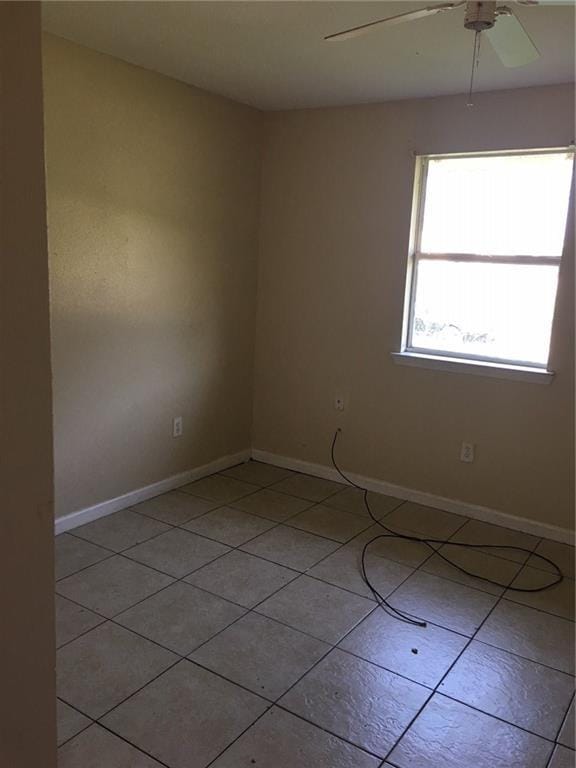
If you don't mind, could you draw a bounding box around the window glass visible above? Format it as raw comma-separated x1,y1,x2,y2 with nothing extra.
411,259,559,365
420,153,573,257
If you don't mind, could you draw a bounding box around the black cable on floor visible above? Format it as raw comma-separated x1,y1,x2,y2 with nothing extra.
330,428,564,628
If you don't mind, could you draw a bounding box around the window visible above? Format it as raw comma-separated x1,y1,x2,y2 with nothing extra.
401,150,573,371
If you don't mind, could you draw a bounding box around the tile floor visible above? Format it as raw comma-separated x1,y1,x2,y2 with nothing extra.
55,461,576,767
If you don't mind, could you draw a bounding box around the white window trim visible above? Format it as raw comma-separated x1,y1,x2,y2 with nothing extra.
398,148,572,378
391,351,554,384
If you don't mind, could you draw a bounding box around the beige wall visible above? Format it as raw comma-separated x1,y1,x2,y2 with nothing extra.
255,84,575,531
43,35,574,533
0,4,56,765
43,35,262,519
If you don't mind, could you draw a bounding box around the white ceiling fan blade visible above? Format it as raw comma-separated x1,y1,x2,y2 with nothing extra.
486,11,540,66
324,2,464,42
516,1,575,5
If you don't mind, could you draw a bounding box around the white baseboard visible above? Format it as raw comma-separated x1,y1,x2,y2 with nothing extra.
55,443,573,545
54,449,251,535
252,449,574,545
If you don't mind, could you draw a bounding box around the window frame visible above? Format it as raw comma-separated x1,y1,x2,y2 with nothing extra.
401,147,573,372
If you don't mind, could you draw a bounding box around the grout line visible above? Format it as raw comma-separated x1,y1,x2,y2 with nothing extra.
202,611,386,765
58,490,392,761
57,720,94,750
57,503,575,666
56,698,95,749
460,636,576,679
55,548,117,583
437,690,569,745
380,547,550,764
545,744,576,768
181,573,322,662
552,690,575,744
99,653,184,716
56,470,575,763
270,703,387,760
217,466,296,488
57,519,575,671
479,595,576,627
94,721,175,768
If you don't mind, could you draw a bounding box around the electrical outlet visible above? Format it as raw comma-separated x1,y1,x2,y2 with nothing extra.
173,416,183,438
335,396,345,411
460,442,475,463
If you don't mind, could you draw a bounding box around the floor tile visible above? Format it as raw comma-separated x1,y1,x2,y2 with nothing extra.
57,622,177,718
256,574,374,643
124,528,229,578
210,706,380,768
57,700,91,746
351,524,437,568
384,502,466,539
102,661,268,768
286,504,372,543
241,524,339,571
115,582,245,655
476,600,575,674
323,487,403,518
231,488,313,521
133,491,219,525
439,641,575,739
271,472,345,502
72,509,170,552
549,745,576,768
449,519,540,564
183,506,276,546
527,539,575,580
339,607,468,687
190,612,329,700
56,556,174,618
58,724,164,767
421,545,522,596
56,595,105,648
280,648,429,757
308,546,412,600
55,533,111,580
180,474,259,503
389,570,498,636
185,550,298,608
559,699,575,749
389,694,553,768
221,461,294,487
504,565,575,620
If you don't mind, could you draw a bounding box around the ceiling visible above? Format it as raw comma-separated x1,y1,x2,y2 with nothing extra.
42,1,575,110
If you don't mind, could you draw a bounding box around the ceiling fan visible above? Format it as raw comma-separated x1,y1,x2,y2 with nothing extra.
325,1,544,64
324,1,557,103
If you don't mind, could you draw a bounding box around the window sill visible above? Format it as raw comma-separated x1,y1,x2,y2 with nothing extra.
391,352,554,384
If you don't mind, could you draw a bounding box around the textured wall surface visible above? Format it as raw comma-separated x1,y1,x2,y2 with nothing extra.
254,84,575,530
43,35,262,519
43,35,574,532
0,4,56,766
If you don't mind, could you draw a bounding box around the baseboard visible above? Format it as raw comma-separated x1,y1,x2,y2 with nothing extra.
54,449,251,535
54,443,573,544
252,448,574,545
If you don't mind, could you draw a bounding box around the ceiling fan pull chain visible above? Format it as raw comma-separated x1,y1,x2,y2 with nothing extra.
467,29,482,107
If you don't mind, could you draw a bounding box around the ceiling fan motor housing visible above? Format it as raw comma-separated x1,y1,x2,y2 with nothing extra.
464,1,497,31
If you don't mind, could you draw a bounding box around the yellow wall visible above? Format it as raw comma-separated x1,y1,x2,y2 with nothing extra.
43,35,262,518
254,84,575,531
1,4,56,765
